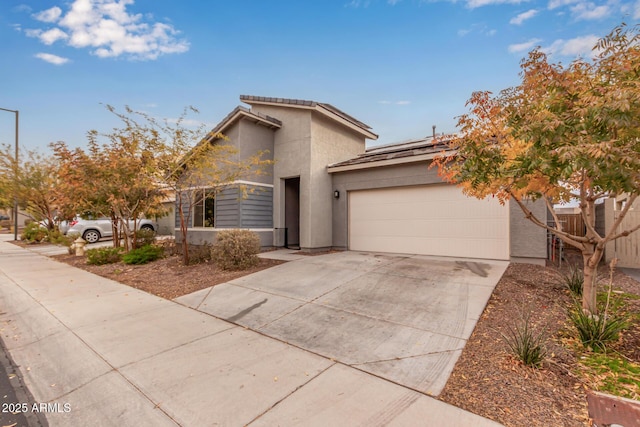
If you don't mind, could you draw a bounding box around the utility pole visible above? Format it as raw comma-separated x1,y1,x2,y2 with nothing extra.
0,108,19,241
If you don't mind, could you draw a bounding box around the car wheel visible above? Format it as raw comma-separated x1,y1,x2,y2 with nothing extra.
83,229,101,244
140,224,154,232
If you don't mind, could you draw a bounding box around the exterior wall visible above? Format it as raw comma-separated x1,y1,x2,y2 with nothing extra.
236,119,275,184
509,199,548,263
308,112,367,248
175,229,273,248
175,184,273,245
215,187,241,227
156,201,175,236
601,196,640,267
250,104,366,251
249,105,312,248
331,161,548,263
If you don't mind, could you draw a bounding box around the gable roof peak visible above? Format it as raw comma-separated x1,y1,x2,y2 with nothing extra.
240,95,378,140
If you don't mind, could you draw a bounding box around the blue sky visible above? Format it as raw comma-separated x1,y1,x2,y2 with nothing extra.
0,0,637,152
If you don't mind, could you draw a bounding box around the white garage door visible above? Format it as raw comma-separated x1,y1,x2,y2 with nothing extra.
349,185,510,260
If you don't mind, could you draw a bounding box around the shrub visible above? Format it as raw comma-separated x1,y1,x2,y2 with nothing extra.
86,247,124,265
188,242,212,264
21,222,47,243
559,264,583,297
47,229,74,246
569,303,628,352
122,245,164,265
211,229,261,270
133,227,156,248
500,311,547,367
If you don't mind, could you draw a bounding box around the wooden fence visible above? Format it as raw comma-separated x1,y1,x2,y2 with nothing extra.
555,214,585,237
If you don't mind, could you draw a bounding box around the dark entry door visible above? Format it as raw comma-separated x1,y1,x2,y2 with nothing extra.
284,177,300,249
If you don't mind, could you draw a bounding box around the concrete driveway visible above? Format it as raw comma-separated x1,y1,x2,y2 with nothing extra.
176,251,509,396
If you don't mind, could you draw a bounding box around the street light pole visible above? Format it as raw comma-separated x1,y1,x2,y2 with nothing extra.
0,107,19,241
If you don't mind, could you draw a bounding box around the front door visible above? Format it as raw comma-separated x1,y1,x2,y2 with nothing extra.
284,177,300,249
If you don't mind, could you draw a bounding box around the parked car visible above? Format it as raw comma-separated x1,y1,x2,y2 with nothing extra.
66,216,156,244
39,218,71,234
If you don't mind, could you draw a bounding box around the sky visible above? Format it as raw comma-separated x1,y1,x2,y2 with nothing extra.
0,0,638,152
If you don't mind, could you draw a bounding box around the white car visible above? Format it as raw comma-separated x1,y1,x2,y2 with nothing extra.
66,216,156,244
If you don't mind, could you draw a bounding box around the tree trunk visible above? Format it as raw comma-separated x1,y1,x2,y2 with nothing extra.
177,194,189,265
111,215,120,248
582,247,604,314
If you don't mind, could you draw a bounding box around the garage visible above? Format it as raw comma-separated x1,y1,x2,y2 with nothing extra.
348,184,510,260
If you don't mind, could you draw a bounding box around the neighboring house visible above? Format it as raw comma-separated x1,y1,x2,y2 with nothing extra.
597,194,640,268
177,95,548,264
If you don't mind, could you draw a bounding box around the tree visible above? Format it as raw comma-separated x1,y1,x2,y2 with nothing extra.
141,110,273,265
52,113,167,250
433,23,640,314
0,144,63,229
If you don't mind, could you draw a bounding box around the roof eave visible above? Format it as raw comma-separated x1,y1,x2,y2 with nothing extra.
327,152,441,173
240,96,377,140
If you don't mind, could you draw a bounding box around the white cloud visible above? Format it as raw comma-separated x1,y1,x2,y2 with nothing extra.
466,0,527,9
570,2,610,19
388,0,402,4
40,28,69,45
548,0,579,10
396,101,411,105
345,0,371,7
508,38,542,53
548,0,614,20
33,6,62,23
25,0,189,60
510,9,538,24
542,34,600,57
458,24,497,37
35,52,70,65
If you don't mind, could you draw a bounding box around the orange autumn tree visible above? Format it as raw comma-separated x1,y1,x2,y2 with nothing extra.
433,23,640,314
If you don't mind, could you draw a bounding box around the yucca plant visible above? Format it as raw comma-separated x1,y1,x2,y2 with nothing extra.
569,305,627,352
500,311,547,367
559,264,583,297
569,258,628,352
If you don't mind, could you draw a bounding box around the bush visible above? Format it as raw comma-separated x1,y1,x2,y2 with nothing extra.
500,311,547,367
133,227,156,248
86,247,124,265
47,229,74,246
122,245,164,265
559,264,583,297
21,222,47,243
211,229,261,271
569,303,628,352
188,242,212,264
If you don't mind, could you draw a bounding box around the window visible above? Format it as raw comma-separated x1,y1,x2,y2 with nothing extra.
193,189,215,227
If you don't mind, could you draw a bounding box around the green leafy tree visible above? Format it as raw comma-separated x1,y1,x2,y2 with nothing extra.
434,23,640,314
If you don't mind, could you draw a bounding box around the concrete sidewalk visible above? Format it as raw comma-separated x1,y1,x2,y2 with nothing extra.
0,237,502,426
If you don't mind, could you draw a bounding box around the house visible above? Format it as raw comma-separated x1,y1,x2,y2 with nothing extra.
176,95,548,264
597,194,640,268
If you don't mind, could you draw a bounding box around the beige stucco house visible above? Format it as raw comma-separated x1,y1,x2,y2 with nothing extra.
177,95,547,264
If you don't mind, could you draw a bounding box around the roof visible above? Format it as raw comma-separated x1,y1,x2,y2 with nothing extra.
240,95,378,140
205,106,281,142
327,136,454,173
176,106,281,171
